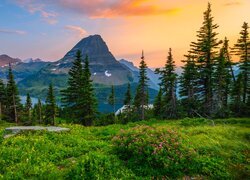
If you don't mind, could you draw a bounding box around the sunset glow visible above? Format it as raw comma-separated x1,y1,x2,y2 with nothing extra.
0,0,249,67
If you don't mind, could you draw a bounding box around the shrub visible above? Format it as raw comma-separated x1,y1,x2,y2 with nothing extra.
112,125,197,178
66,152,134,179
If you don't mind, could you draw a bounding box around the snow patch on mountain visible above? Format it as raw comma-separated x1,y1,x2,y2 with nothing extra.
105,70,112,77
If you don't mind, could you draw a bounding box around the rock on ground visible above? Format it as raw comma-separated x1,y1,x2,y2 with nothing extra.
4,126,70,138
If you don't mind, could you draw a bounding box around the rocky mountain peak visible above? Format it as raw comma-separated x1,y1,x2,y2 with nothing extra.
0,54,21,66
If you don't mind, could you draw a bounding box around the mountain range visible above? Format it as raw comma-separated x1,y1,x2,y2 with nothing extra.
0,35,160,112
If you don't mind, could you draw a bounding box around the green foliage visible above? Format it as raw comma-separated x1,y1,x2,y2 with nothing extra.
113,125,197,178
189,3,222,115
108,85,115,113
134,51,149,120
61,52,97,125
179,54,200,117
45,84,57,125
0,118,249,179
6,64,21,123
233,22,250,104
155,48,178,119
66,152,134,179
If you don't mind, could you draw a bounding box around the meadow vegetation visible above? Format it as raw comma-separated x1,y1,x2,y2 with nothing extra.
0,118,249,179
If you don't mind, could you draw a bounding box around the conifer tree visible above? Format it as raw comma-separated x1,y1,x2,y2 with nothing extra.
153,87,163,118
189,3,222,115
25,93,32,122
0,79,6,121
81,55,97,126
156,48,178,118
108,85,115,113
179,54,199,117
214,39,232,108
37,99,42,124
6,64,21,123
45,84,56,125
231,73,244,115
124,83,132,107
33,99,43,124
233,22,250,104
62,51,97,125
134,51,149,120
61,50,85,121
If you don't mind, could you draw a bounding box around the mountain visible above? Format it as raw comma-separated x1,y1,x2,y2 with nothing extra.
18,35,135,96
0,54,21,67
18,35,158,112
22,58,43,63
26,34,132,85
119,59,160,90
0,55,49,82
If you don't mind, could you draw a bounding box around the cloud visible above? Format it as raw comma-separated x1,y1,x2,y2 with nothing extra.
0,29,27,35
223,1,242,6
13,0,180,19
60,0,180,18
65,25,88,37
13,0,58,24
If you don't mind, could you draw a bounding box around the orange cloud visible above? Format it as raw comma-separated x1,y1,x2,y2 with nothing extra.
14,0,180,18
65,25,88,37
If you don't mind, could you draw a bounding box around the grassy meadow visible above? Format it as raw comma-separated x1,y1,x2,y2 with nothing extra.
0,118,249,179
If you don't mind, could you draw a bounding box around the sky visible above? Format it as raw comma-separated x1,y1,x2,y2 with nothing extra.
0,0,249,68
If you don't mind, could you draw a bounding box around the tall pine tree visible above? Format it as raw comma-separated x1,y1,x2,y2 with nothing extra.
156,48,178,118
25,93,32,122
189,3,222,116
81,55,97,126
45,84,56,125
153,87,163,118
213,39,233,117
124,83,132,107
134,51,149,120
61,50,85,121
6,64,21,123
179,54,200,117
0,79,6,121
233,22,250,104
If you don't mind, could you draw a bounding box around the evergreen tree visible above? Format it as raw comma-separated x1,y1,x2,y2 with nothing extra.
233,22,250,104
156,48,178,118
6,64,21,123
81,55,97,126
45,84,56,125
179,54,200,117
25,93,32,122
134,51,149,120
61,52,97,125
108,85,115,113
0,79,6,121
37,99,43,124
32,99,43,124
61,50,84,120
189,3,222,115
153,87,163,118
124,83,132,107
231,73,244,116
213,40,233,117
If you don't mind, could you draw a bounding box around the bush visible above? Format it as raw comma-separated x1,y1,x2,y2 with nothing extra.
66,152,134,179
112,125,197,178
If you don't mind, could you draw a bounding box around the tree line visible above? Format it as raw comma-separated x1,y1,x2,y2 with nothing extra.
0,3,249,126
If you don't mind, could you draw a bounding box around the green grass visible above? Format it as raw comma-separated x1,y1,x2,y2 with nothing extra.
0,118,249,179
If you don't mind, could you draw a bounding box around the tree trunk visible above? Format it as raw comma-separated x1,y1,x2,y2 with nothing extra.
13,95,18,124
